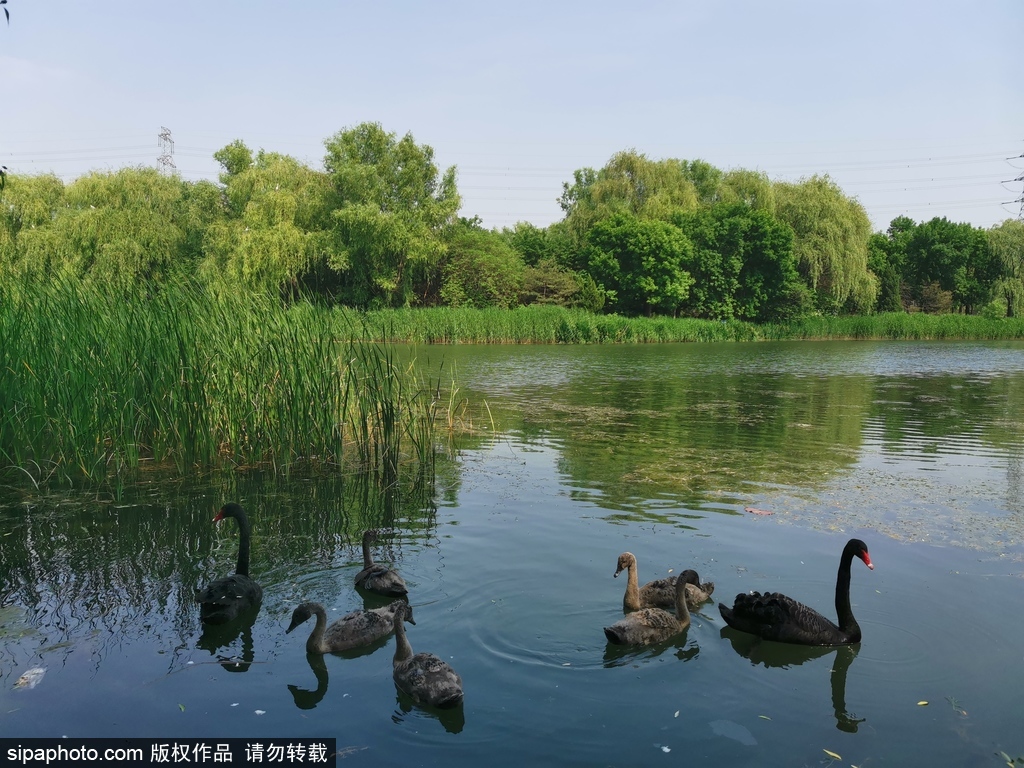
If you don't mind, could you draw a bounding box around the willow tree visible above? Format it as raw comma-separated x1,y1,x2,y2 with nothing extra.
203,145,338,296
558,151,701,249
323,123,460,308
3,168,189,287
989,219,1024,317
719,169,776,213
773,175,875,313
679,159,724,206
0,173,66,278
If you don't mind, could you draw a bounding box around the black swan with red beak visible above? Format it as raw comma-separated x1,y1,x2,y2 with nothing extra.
718,538,873,646
197,503,263,624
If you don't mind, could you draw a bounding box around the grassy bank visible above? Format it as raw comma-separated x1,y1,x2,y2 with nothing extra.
0,280,446,488
759,312,1024,341
352,306,1024,344
355,305,762,343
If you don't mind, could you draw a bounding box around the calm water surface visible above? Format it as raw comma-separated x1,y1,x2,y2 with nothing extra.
2,340,1024,767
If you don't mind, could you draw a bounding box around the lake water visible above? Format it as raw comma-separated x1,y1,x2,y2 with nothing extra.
2,340,1024,767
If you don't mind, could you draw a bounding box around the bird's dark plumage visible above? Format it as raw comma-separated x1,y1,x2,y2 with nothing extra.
391,603,463,709
287,600,408,653
718,538,873,646
604,566,692,646
355,529,408,597
197,503,263,624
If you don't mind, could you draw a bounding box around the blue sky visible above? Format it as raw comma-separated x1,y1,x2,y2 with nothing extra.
2,1,1022,231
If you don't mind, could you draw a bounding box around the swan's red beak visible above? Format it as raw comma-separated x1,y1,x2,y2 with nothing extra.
213,510,226,523
861,552,874,570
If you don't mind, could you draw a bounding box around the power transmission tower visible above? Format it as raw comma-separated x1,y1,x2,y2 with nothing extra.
157,127,176,174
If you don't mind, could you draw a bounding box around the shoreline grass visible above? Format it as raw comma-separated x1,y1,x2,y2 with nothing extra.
350,306,1024,344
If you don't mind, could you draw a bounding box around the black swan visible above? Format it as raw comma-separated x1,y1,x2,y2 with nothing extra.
391,603,463,709
718,538,873,646
287,600,410,653
354,529,408,597
615,552,715,612
604,566,691,645
197,503,263,624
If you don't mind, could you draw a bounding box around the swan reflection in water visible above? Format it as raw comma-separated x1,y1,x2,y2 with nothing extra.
285,629,395,710
391,691,466,734
288,654,330,710
720,626,865,732
197,614,257,673
602,632,700,667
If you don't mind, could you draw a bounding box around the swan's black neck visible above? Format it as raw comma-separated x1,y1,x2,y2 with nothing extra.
834,544,861,641
233,510,252,577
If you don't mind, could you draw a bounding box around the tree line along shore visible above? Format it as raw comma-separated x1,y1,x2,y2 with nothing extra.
2,122,1022,325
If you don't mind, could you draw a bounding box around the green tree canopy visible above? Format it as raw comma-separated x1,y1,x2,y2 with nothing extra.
559,152,701,245
0,173,67,277
865,216,918,312
719,169,776,213
885,215,917,271
585,212,694,316
5,168,188,287
988,219,1024,317
905,217,997,313
213,140,255,183
773,175,875,313
323,122,460,308
674,203,806,322
519,258,587,307
867,233,903,313
679,159,724,206
203,145,338,296
503,221,576,268
438,220,524,309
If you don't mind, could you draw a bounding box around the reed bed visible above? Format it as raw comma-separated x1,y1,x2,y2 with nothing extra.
759,312,1024,341
354,306,762,344
348,306,1024,345
0,280,445,488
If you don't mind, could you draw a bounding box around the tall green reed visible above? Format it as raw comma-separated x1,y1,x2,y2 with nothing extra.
349,306,1024,345
0,279,446,488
